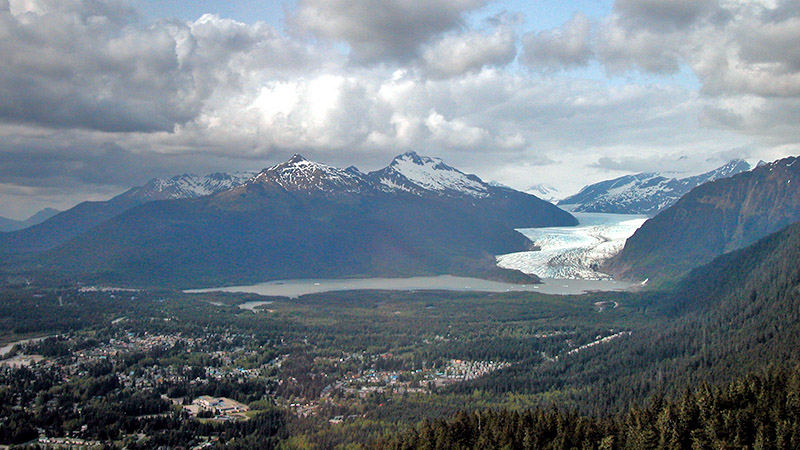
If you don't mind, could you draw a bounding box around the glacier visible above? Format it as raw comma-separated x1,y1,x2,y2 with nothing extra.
496,212,647,279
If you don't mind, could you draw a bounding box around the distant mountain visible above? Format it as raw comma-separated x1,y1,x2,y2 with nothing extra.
606,156,800,281
16,153,576,287
116,172,255,202
559,159,752,215
526,184,560,203
0,208,60,232
0,172,254,254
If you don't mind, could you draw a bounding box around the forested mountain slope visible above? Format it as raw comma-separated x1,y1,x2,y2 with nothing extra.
377,368,800,450
446,219,800,414
606,156,800,281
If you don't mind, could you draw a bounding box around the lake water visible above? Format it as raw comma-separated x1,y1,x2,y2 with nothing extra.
239,300,273,311
0,336,50,357
185,275,635,298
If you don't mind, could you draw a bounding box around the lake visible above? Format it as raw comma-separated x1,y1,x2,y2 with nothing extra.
0,336,50,357
185,275,636,298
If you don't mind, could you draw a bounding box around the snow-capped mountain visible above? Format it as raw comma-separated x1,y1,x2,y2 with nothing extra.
526,184,561,203
31,152,579,286
2,151,576,257
120,171,255,202
249,154,372,195
559,159,752,215
368,151,491,198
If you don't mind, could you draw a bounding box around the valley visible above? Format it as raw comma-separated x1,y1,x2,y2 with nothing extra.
4,0,800,448
2,154,800,450
0,284,641,448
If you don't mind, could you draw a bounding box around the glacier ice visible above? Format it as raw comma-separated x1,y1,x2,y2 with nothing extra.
496,213,646,279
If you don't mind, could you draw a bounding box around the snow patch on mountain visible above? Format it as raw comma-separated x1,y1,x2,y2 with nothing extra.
371,151,490,198
252,154,371,194
496,213,647,279
130,172,255,201
526,183,561,202
559,160,751,215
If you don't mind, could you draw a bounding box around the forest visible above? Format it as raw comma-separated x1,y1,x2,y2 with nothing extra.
0,222,799,448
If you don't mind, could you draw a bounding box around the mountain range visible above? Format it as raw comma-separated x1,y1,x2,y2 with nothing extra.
606,156,800,281
0,172,255,255
0,208,60,232
559,159,752,215
1,152,576,287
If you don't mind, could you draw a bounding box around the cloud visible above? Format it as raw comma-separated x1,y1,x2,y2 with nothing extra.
2,0,798,217
0,1,319,133
526,0,800,147
614,0,721,31
0,1,194,132
290,0,486,63
420,25,517,78
0,137,239,190
521,13,593,71
690,11,800,97
596,18,684,73
590,155,697,173
596,0,800,97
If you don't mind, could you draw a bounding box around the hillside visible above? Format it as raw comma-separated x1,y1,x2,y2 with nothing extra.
377,367,800,450
448,217,800,417
0,173,253,255
375,219,800,448
605,156,800,281
0,208,60,232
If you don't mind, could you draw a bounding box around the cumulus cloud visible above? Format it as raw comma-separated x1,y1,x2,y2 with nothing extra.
690,11,800,97
421,25,517,78
596,17,684,73
596,0,800,97
290,0,486,63
521,13,593,71
512,0,800,149
2,0,799,216
0,1,318,133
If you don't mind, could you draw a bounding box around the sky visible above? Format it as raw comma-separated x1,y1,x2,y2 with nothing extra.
1,0,799,219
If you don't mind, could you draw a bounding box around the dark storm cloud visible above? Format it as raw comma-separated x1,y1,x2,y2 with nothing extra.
0,142,162,187
290,0,487,63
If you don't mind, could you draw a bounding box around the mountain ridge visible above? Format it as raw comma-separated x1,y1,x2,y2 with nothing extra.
606,155,800,281
0,172,256,254
559,159,752,215
0,208,60,232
